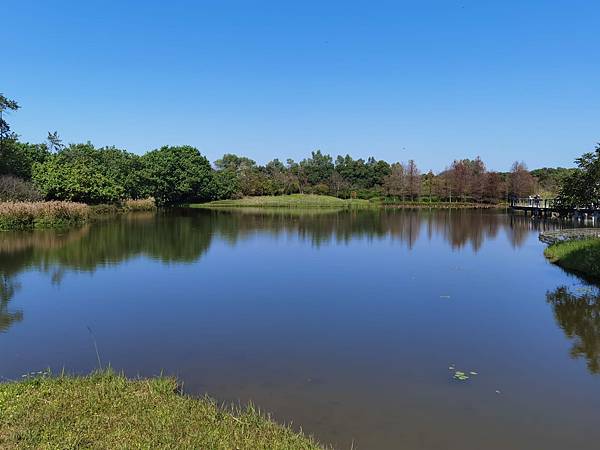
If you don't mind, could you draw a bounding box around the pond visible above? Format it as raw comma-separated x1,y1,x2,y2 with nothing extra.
1,208,599,449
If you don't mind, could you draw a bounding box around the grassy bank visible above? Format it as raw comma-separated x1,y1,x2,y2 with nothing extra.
0,371,323,450
193,194,374,208
544,238,600,280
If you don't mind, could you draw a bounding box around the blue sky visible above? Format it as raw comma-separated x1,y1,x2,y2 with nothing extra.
3,0,599,171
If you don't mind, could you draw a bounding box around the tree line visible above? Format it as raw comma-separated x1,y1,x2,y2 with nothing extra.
0,93,587,206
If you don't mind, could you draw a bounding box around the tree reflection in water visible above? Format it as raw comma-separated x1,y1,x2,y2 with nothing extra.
547,285,600,374
0,208,580,334
0,274,22,333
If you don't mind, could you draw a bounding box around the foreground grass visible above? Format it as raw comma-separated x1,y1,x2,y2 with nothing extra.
0,371,323,450
544,238,600,280
193,194,373,208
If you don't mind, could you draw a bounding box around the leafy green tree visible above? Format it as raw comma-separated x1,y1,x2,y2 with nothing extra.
32,143,126,204
300,150,334,185
214,154,256,172
96,146,144,199
366,157,391,188
530,167,576,195
141,146,213,206
0,141,50,180
557,144,600,208
212,169,241,200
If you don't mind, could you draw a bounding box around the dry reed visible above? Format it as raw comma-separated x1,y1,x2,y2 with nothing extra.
0,201,90,230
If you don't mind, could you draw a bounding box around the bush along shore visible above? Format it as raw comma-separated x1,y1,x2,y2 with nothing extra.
544,238,600,280
0,370,323,450
0,198,156,230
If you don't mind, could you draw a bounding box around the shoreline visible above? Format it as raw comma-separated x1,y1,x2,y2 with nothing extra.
544,238,600,281
0,370,323,449
0,199,156,231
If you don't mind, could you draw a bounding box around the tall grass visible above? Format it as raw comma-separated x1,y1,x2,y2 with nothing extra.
0,201,90,230
123,197,156,211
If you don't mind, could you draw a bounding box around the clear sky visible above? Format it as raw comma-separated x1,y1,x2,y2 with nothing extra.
3,0,599,172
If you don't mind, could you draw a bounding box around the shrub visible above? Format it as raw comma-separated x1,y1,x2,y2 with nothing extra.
0,175,42,201
0,201,89,230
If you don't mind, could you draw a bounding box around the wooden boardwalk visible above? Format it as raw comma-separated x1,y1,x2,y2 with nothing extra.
510,198,600,219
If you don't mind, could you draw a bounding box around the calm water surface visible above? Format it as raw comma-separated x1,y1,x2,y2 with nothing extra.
1,208,599,449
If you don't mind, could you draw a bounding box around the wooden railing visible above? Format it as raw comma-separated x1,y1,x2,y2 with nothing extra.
509,197,556,209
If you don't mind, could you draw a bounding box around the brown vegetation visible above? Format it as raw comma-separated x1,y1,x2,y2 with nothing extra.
0,201,89,230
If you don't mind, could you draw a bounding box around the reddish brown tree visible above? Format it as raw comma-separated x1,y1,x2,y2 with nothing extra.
508,161,535,197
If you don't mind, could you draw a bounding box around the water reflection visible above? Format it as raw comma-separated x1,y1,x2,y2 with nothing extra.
0,208,583,335
547,285,600,374
203,207,566,250
0,274,22,333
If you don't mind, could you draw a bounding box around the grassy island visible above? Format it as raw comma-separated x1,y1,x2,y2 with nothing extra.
193,194,501,209
193,194,373,208
544,238,600,280
0,371,322,450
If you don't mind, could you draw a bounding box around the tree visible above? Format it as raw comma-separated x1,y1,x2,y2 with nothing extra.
141,146,213,206
0,141,50,180
483,172,504,202
299,150,334,186
329,171,349,197
556,143,600,208
448,160,470,201
0,94,20,155
469,157,486,202
32,143,133,204
406,160,421,200
96,146,144,199
214,153,256,172
531,167,577,196
423,170,435,202
212,168,240,200
383,163,406,199
508,161,535,198
47,131,64,153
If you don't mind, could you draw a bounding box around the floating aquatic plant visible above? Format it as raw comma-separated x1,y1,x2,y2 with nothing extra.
453,371,470,381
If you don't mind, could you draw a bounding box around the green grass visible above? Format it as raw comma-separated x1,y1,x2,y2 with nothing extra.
193,194,374,208
192,194,503,210
0,370,323,450
544,238,600,280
